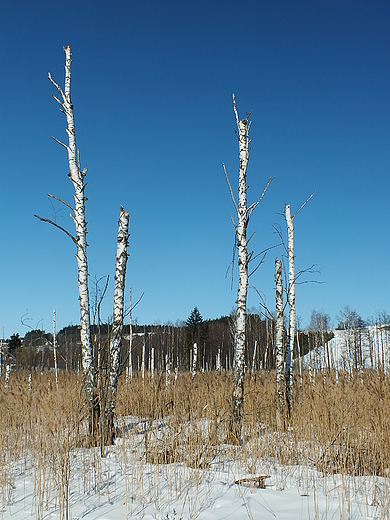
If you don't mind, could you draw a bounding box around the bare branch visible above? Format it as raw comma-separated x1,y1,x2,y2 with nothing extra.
52,94,64,108
230,213,237,229
223,163,238,214
48,72,64,99
225,231,237,289
48,193,75,213
272,223,288,254
52,135,69,150
295,264,320,282
232,93,240,126
248,243,280,263
20,310,33,330
124,292,145,318
247,176,273,222
247,231,255,244
34,214,77,244
97,275,110,325
295,279,325,286
252,286,274,320
248,252,267,278
292,190,316,219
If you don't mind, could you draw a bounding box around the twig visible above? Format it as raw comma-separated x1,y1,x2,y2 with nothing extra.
247,176,273,222
34,214,77,244
292,190,316,219
223,163,238,214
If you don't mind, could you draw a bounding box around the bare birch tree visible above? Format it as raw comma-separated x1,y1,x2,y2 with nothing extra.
36,47,130,447
35,46,95,429
224,94,271,439
284,204,294,413
105,206,129,445
284,193,314,410
275,257,285,430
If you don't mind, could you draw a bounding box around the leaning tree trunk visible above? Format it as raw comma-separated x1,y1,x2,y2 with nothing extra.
48,46,95,430
231,94,250,439
105,206,129,445
275,257,286,431
285,204,295,414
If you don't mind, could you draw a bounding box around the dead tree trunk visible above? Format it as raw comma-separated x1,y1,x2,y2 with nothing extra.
36,46,95,432
284,193,314,410
224,94,271,440
230,94,250,439
105,206,129,445
285,204,294,414
275,257,285,430
36,47,133,446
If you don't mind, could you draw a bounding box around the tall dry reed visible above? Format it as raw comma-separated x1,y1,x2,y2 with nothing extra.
1,368,389,517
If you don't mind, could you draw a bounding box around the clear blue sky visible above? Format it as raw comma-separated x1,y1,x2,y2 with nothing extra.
1,0,389,338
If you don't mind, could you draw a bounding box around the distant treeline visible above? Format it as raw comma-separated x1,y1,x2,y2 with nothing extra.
4,311,337,373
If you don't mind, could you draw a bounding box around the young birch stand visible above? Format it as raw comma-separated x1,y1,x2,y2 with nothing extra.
224,94,271,439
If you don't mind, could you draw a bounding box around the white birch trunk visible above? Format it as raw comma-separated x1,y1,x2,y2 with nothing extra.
275,258,285,430
297,329,302,384
53,309,58,390
107,206,129,441
5,365,10,389
285,204,295,411
165,354,170,389
216,348,221,373
151,347,155,381
232,94,250,432
251,340,257,374
142,339,145,384
127,286,133,384
48,46,94,416
192,342,198,379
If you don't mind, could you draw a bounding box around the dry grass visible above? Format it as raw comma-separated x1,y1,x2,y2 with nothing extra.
1,368,390,517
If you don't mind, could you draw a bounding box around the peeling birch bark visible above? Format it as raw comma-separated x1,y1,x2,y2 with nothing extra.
224,95,272,440
275,258,285,430
107,206,129,443
48,46,94,422
285,204,295,412
231,94,250,437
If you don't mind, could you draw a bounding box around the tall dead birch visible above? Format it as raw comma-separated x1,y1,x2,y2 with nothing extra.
285,204,294,412
35,46,94,427
224,94,271,439
275,257,285,430
284,192,314,410
106,206,129,444
53,309,58,389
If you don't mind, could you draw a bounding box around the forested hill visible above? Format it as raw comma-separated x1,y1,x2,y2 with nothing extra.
6,313,320,372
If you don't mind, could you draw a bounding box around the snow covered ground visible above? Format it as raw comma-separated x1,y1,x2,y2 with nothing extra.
2,423,389,519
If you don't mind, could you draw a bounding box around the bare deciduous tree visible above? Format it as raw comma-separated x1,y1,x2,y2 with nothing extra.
224,94,271,439
105,206,129,445
35,46,95,429
275,257,285,430
36,47,129,447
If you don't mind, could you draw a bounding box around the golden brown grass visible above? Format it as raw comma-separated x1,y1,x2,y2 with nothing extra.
1,368,390,516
